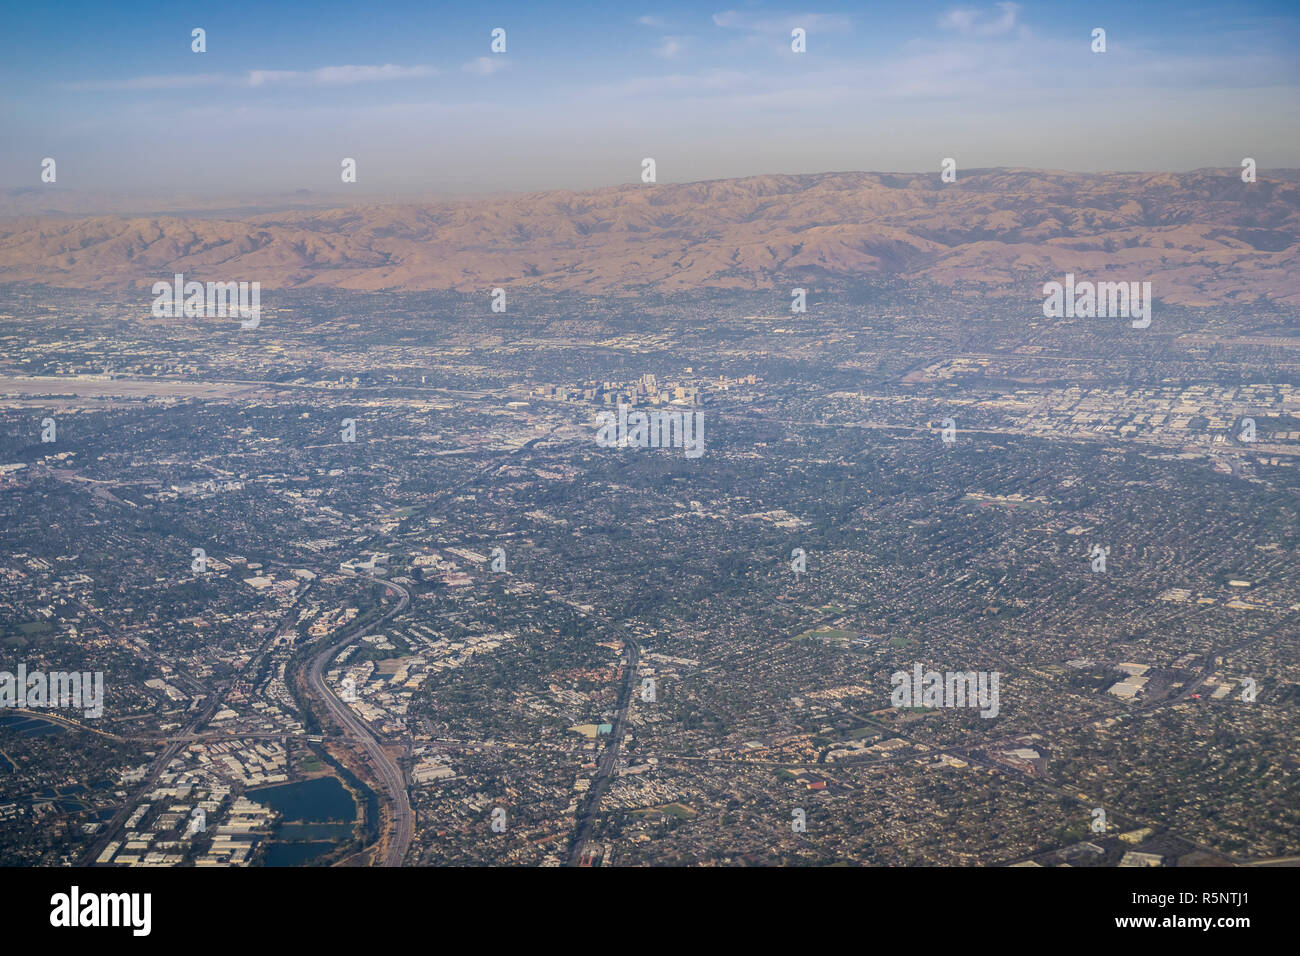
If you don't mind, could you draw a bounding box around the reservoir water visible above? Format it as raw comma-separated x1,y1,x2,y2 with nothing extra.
247,775,357,867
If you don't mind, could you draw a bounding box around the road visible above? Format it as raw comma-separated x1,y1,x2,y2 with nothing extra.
277,430,557,866
305,579,412,867
567,639,638,866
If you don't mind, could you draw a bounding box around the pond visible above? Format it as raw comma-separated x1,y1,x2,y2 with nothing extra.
247,776,357,867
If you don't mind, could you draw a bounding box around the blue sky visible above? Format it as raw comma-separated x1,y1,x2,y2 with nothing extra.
2,1,1298,195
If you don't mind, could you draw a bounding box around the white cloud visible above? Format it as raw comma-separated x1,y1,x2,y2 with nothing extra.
248,64,436,86
463,56,509,76
636,15,666,27
66,64,436,91
654,36,688,59
938,2,1021,37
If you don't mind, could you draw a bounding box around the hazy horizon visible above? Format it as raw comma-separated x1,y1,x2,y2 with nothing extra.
8,164,1300,221
4,0,1298,196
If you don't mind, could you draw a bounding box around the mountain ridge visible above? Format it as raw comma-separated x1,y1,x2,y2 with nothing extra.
2,168,1297,306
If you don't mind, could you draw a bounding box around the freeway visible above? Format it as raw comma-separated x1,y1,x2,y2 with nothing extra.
305,578,412,867
290,429,557,866
567,638,639,867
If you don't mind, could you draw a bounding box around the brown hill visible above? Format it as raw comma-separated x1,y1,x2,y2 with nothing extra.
2,169,1297,306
